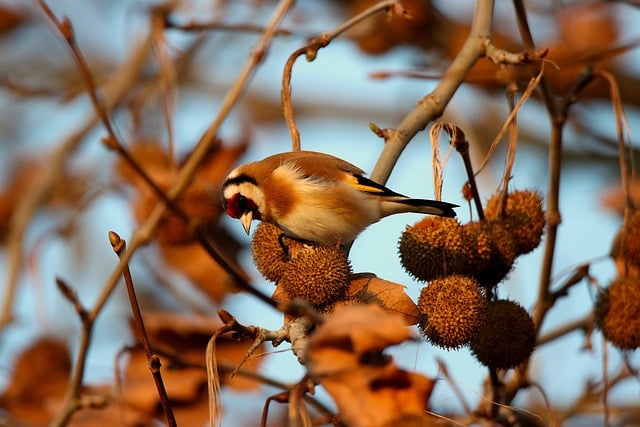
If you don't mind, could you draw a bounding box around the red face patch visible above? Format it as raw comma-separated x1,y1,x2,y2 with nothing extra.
224,193,260,219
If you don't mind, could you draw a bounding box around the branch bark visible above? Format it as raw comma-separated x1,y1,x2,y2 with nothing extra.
369,0,495,185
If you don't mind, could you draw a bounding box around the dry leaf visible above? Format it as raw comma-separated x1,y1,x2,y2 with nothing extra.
115,140,176,190
0,337,71,425
121,312,266,426
601,179,640,217
119,139,247,246
121,350,207,412
159,241,243,303
557,2,618,56
130,312,264,391
0,5,26,35
347,0,442,55
307,305,434,427
133,178,219,245
186,142,247,187
116,140,248,302
0,158,89,243
68,385,153,427
346,274,420,325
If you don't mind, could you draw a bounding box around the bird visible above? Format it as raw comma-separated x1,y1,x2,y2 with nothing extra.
221,151,458,246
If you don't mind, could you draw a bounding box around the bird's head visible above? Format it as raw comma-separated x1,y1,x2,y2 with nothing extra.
221,172,263,235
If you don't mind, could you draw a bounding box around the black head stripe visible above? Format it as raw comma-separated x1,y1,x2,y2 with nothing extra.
222,173,258,190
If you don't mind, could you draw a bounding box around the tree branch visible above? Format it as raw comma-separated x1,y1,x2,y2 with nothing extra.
369,0,495,185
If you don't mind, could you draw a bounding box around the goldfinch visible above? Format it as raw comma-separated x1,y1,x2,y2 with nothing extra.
221,151,457,245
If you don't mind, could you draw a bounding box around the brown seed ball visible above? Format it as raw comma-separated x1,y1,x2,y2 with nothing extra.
465,221,517,289
417,275,486,349
470,299,536,369
485,190,545,255
251,222,305,283
612,211,640,275
398,217,474,282
278,245,351,310
594,277,640,350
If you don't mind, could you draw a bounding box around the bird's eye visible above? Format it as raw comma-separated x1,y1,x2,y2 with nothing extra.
224,193,258,219
237,195,248,212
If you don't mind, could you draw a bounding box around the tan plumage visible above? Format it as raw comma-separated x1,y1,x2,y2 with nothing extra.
222,151,457,245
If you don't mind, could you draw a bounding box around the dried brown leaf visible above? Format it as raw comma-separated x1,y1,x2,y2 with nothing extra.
189,141,248,186
122,350,206,411
115,140,175,189
0,158,90,242
130,312,264,391
68,394,153,427
346,274,420,325
308,304,412,369
120,141,247,247
133,178,219,245
601,179,640,217
307,305,433,427
0,337,71,425
159,242,242,303
0,5,27,35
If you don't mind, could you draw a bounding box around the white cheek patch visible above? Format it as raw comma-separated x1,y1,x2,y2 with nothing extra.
222,184,238,200
224,182,266,214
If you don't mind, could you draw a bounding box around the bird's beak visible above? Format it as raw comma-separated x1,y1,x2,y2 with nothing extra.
240,211,253,235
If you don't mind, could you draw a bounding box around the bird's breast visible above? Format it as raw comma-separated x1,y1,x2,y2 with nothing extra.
270,172,381,244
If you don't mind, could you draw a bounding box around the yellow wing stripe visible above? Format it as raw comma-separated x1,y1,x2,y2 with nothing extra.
346,174,403,196
351,182,386,194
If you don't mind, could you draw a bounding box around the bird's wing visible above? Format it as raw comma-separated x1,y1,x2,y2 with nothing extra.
270,151,366,179
346,173,407,198
273,151,408,196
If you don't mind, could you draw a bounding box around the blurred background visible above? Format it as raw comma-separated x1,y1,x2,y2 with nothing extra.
0,0,639,425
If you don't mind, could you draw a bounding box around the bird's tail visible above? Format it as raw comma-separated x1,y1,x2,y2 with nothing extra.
382,198,458,218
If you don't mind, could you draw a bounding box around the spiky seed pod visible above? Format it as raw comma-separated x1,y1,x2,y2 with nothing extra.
398,217,474,282
594,277,640,350
278,245,351,310
417,275,486,349
611,211,640,276
485,190,546,255
470,299,536,369
465,221,517,289
251,222,306,283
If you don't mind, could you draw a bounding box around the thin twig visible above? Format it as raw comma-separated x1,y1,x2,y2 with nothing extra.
595,70,635,222
436,358,473,417
532,67,595,333
484,40,548,66
430,123,484,217
602,336,610,427
506,0,595,403
35,0,119,141
50,279,97,427
39,0,296,322
473,68,543,178
547,263,590,305
453,128,485,220
500,85,518,204
109,232,176,427
536,313,594,347
282,0,398,151
165,18,310,38
0,6,151,331
492,369,504,420
150,6,177,157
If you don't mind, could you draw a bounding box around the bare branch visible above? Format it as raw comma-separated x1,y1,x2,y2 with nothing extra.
370,0,495,184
